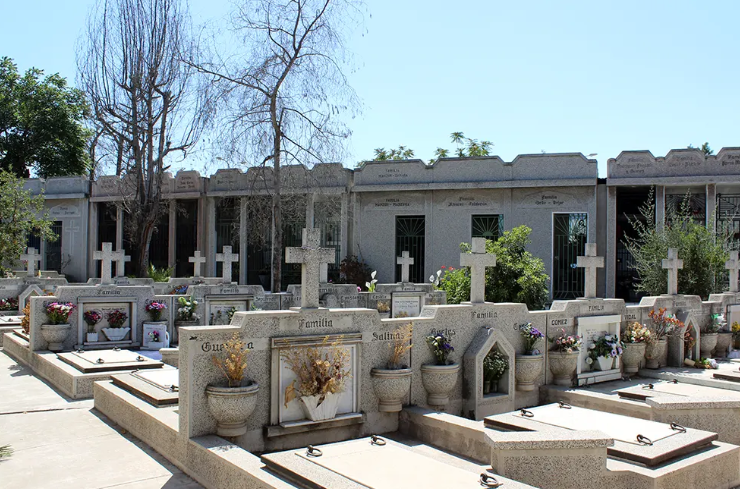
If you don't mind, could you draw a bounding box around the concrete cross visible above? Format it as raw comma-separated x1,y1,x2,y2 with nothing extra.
93,243,117,285
189,251,206,278
662,248,684,296
216,246,239,284
576,243,604,299
115,250,131,278
397,251,415,283
20,247,42,277
726,251,740,293
285,228,336,308
460,238,496,303
320,263,329,283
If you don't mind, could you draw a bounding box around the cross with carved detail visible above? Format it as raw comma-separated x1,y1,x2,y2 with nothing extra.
285,228,336,308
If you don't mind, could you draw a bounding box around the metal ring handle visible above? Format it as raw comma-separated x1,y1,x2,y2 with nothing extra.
96,358,105,364
670,422,687,433
558,401,571,409
136,355,145,362
636,434,653,446
480,473,503,487
642,383,654,390
520,409,534,418
114,347,121,351
370,435,386,446
306,445,322,457
671,379,678,384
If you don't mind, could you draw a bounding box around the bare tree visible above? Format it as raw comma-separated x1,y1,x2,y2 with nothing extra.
190,0,363,291
78,0,211,276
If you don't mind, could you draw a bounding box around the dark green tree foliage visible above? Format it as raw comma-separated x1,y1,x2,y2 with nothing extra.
0,57,91,177
373,146,415,160
623,190,732,299
437,226,550,310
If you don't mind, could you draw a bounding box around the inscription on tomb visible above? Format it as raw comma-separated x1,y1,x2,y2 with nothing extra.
550,318,571,327
49,204,80,218
378,168,409,179
580,304,605,315
430,327,456,338
472,311,497,319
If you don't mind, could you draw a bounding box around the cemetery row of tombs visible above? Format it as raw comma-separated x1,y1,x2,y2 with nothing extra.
5,234,740,488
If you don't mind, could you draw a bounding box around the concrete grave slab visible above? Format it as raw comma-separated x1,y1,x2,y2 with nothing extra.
111,368,179,406
58,348,163,373
616,381,740,401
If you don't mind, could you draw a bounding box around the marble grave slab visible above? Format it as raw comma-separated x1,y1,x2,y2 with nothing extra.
58,348,163,373
111,367,179,406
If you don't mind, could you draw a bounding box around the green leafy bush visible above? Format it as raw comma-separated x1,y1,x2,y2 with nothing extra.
437,226,549,310
147,264,173,282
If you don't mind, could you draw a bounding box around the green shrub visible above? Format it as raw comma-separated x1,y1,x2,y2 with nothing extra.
147,264,174,282
437,226,550,310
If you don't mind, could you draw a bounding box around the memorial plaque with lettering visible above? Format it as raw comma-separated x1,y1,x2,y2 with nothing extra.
576,315,622,385
207,300,248,326
391,292,424,318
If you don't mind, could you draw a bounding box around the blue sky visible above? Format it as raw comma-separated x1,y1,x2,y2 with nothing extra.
2,0,738,176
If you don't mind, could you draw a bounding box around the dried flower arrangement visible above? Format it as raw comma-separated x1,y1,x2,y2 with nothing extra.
647,308,683,341
394,311,410,319
386,323,413,369
376,300,390,313
622,322,652,343
20,303,30,335
211,332,250,387
281,336,351,408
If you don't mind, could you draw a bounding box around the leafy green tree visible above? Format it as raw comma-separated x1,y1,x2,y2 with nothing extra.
435,132,493,159
373,146,415,160
687,142,714,156
0,57,91,177
623,190,731,299
0,171,56,274
436,226,550,309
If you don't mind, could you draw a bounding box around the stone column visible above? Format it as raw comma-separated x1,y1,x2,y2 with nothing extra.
606,186,617,298
168,200,176,269
116,206,124,250
207,197,217,277
655,185,665,232
706,183,717,232
239,197,248,284
340,193,349,262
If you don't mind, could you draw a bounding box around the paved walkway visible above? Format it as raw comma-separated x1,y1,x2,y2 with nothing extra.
0,349,201,489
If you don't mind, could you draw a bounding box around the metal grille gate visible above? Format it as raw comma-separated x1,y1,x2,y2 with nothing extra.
395,216,425,283
552,213,587,300
472,215,503,240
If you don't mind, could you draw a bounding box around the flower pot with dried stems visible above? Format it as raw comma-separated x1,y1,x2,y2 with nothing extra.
206,333,259,437
371,323,413,412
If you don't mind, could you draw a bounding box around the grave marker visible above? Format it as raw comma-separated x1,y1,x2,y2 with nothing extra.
576,243,604,299
397,251,414,283
662,248,683,296
215,246,238,284
93,243,118,285
285,228,336,308
116,250,131,277
460,238,496,303
189,251,206,278
20,247,42,277
576,314,622,385
726,251,740,293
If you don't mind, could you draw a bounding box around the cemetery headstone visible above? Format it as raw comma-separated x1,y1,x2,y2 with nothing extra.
215,246,239,284
576,243,604,299
726,251,740,293
460,237,496,303
189,251,206,278
284,228,336,308
662,248,683,296
397,251,414,283
20,247,42,277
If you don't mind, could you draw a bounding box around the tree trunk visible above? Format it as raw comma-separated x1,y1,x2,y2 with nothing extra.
271,144,282,293
135,213,157,278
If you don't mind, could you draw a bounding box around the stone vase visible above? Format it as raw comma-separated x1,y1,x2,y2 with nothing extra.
548,351,578,386
515,353,543,392
205,382,259,437
700,333,718,358
370,367,412,412
299,391,341,421
645,339,667,369
103,327,131,342
40,323,71,351
716,333,732,358
86,332,99,343
420,363,460,408
621,342,646,374
160,348,179,368
596,355,613,371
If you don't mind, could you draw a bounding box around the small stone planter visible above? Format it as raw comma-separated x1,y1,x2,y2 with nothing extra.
299,391,342,421
205,382,259,437
86,332,99,343
515,354,543,392
40,323,71,351
700,333,718,358
370,367,412,412
160,348,179,368
103,327,131,342
420,363,460,408
645,339,667,369
716,333,733,358
621,342,646,374
548,351,579,386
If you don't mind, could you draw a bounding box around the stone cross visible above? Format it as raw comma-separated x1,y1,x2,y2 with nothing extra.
285,228,336,308
216,246,239,284
115,251,131,278
189,251,206,278
20,247,42,277
460,238,496,303
320,263,328,283
662,248,684,296
576,243,604,299
726,251,740,293
397,251,415,283
93,243,117,285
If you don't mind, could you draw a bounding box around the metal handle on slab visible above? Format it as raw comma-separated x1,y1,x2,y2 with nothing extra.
671,379,678,384
558,401,571,409
480,473,503,487
114,347,121,351
642,384,654,390
670,422,687,433
136,355,145,362
370,435,386,446
96,358,104,364
636,435,653,446
520,409,534,418
306,445,322,457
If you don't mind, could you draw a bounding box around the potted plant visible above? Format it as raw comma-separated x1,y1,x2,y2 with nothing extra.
83,310,102,343
621,322,652,374
147,330,167,350
548,329,582,386
483,350,508,394
421,333,460,408
145,301,167,323
645,308,681,369
684,325,697,360
515,322,544,391
102,309,130,341
732,322,740,349
587,334,623,371
700,316,721,358
282,336,351,421
370,323,413,412
40,302,75,351
20,303,30,337
176,297,199,326
206,332,259,437
376,300,390,318
365,271,378,292
713,314,732,358
0,297,19,313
